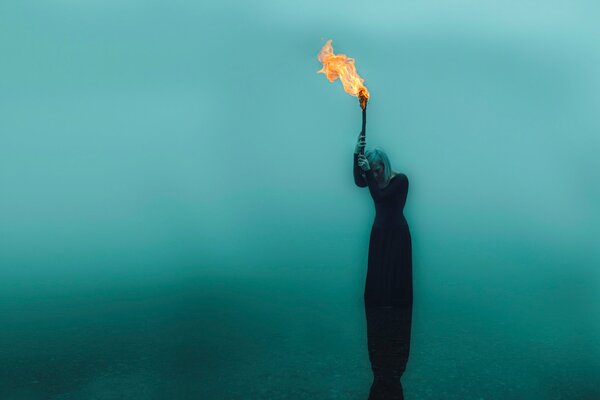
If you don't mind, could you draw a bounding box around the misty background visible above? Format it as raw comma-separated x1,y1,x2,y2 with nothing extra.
1,1,599,399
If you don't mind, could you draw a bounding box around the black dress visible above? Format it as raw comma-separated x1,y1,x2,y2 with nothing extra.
354,153,413,308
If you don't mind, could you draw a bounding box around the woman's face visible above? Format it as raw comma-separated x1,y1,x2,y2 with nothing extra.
371,161,385,184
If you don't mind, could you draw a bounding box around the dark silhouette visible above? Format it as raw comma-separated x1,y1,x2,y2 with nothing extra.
353,146,413,308
354,140,413,398
365,305,413,399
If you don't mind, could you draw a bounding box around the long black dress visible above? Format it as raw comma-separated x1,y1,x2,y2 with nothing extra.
354,153,413,308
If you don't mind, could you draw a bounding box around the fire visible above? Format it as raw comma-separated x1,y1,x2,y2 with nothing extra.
317,39,370,109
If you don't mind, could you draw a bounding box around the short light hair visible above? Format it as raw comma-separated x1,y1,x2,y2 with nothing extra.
365,147,393,183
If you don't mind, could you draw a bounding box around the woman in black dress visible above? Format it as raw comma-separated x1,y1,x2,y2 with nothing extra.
354,131,413,308
354,131,413,399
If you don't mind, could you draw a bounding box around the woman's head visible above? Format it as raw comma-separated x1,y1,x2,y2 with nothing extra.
365,147,392,185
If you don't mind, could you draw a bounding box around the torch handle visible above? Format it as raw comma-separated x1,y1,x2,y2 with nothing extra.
361,107,366,133
360,106,367,155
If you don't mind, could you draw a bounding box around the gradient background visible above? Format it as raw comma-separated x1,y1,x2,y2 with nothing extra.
1,1,599,399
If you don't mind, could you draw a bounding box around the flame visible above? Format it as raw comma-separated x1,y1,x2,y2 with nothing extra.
317,39,370,109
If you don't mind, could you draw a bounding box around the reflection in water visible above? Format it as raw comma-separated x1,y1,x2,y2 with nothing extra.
365,305,413,400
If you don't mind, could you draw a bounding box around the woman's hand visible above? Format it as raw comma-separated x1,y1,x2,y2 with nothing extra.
357,153,370,171
354,131,366,154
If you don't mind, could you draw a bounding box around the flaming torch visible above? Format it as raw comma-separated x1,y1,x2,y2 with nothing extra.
317,39,370,154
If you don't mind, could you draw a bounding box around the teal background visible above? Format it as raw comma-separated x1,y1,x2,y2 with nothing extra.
1,1,599,399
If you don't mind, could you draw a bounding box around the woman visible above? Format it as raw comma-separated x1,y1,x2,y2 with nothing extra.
354,131,413,308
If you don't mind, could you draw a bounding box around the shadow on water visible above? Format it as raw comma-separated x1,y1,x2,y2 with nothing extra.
365,304,413,400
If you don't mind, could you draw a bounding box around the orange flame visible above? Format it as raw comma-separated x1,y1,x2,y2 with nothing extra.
317,39,370,109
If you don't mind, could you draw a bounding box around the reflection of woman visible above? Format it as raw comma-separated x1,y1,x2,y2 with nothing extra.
353,131,413,308
364,306,413,399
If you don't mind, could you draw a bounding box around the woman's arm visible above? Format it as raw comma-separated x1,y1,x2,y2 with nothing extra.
353,152,368,187
365,171,407,202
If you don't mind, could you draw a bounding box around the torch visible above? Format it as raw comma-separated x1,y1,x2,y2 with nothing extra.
359,88,368,155
317,39,370,154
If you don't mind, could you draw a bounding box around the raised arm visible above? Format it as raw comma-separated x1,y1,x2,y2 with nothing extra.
353,131,367,187
353,152,367,187
365,171,408,203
